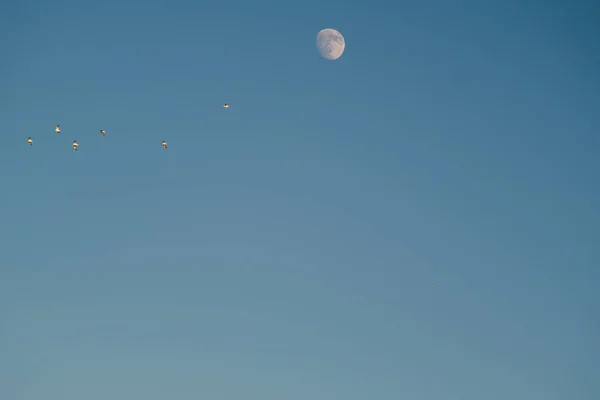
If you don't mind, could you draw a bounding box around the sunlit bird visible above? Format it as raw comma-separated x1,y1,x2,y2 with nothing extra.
223,103,229,108
73,140,79,151
28,137,33,146
55,125,61,134
100,129,106,136
162,141,168,149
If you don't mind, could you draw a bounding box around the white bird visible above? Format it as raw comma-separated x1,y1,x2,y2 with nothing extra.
73,140,79,151
100,129,106,136
28,137,33,146
162,141,168,149
223,103,229,108
55,125,61,134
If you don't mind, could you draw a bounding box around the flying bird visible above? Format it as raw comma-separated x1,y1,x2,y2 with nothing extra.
28,137,33,146
223,103,229,108
100,129,106,136
73,140,79,151
432,284,435,288
162,141,168,149
55,125,61,134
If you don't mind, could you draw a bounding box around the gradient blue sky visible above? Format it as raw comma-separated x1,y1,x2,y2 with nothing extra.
1,1,599,399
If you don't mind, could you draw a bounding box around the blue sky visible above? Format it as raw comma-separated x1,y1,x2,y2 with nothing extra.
1,0,598,399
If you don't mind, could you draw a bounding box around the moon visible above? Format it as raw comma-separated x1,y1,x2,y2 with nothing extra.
316,28,345,60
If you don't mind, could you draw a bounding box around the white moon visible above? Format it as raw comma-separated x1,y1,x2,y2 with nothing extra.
316,28,345,60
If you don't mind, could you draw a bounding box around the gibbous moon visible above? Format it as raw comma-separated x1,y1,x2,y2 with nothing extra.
316,28,345,60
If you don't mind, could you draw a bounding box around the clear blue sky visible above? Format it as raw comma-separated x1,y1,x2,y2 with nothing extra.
1,1,598,399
